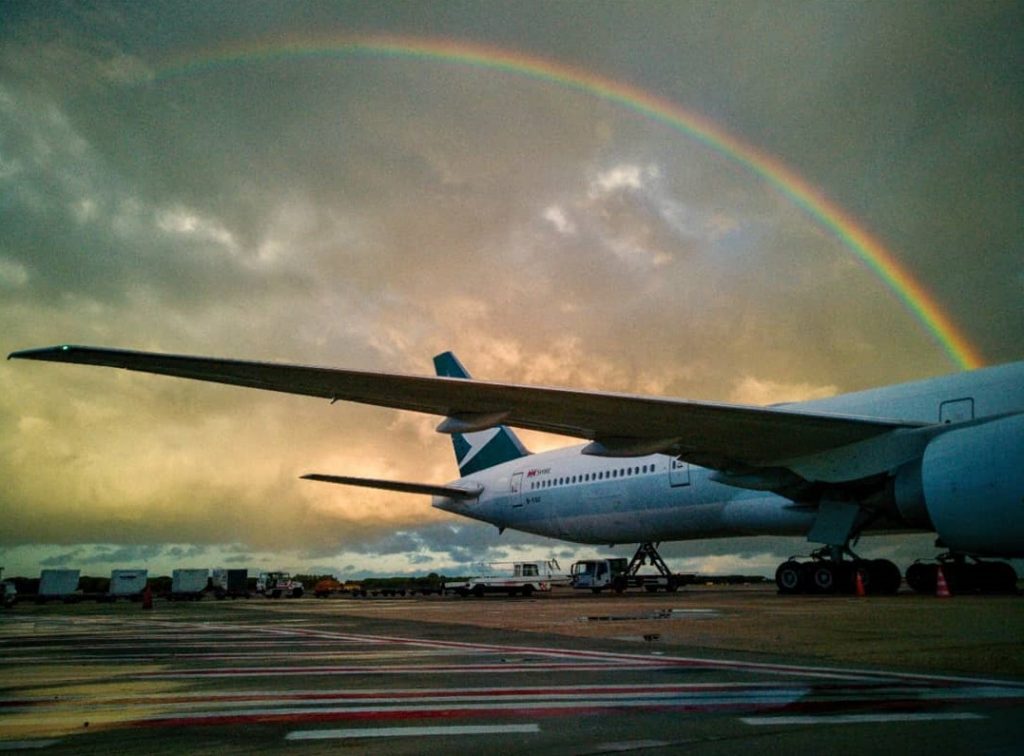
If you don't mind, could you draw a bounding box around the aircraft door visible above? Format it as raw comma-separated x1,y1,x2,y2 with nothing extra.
940,398,974,425
510,472,524,509
669,458,691,487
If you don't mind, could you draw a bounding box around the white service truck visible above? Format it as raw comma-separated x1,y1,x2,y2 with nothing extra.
571,544,694,593
445,560,567,597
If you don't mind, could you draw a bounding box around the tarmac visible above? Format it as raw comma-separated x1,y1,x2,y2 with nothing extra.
1,586,1022,754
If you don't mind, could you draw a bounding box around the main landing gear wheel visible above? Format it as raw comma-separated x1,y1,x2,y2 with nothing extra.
906,555,1018,595
865,559,902,595
775,561,804,595
775,555,900,596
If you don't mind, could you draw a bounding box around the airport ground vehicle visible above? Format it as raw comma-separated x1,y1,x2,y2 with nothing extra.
444,560,566,597
169,568,209,600
257,571,304,598
211,568,250,598
571,543,694,593
313,577,347,597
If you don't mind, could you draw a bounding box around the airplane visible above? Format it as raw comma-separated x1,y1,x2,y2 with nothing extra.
9,344,1024,595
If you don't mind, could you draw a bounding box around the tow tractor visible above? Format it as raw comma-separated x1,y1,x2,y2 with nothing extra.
571,543,694,593
256,571,305,598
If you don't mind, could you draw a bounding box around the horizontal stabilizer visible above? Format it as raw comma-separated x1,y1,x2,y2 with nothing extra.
300,474,482,500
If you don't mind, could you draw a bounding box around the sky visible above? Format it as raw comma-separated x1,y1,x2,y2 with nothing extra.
1,1,1021,579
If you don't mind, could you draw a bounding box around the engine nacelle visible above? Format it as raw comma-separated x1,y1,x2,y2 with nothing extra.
907,414,1024,558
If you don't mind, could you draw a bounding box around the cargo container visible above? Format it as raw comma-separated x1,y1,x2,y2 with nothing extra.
170,568,208,600
211,568,249,599
37,569,80,603
105,569,148,601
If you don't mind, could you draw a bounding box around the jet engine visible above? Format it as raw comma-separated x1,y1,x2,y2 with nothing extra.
894,414,1024,557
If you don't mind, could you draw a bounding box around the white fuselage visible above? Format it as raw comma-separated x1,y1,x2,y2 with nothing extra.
434,361,1024,545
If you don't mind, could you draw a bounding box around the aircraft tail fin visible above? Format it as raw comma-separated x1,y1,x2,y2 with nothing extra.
433,351,530,475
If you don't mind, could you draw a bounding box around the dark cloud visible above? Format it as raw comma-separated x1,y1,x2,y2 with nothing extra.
39,549,84,567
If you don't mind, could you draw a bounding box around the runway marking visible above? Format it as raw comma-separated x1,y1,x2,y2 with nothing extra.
0,741,62,751
740,712,988,726
131,662,685,678
594,741,670,751
4,614,1022,739
285,723,540,740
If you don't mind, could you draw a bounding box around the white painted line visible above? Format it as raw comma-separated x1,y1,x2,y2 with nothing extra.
0,740,62,750
593,741,670,751
285,724,540,740
741,712,987,726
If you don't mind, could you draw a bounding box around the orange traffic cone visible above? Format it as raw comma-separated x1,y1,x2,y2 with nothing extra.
855,570,867,597
935,567,951,598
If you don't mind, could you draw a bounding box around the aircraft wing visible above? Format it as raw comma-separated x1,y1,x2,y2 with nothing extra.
9,345,925,471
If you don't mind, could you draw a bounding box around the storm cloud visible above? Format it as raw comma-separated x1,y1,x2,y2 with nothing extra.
1,2,1020,577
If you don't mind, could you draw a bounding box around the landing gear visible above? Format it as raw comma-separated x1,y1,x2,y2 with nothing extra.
622,542,686,593
774,548,901,596
906,554,1018,595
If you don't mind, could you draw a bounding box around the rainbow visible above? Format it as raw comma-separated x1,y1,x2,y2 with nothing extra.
155,34,984,370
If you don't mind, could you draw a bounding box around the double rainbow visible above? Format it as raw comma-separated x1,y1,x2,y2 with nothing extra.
156,34,983,370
